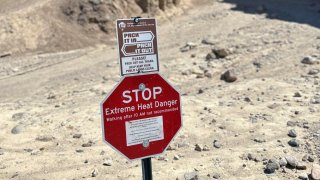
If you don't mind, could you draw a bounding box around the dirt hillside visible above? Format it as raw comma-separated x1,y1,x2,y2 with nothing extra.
0,0,188,55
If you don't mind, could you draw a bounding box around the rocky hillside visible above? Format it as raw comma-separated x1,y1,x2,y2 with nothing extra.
0,0,188,55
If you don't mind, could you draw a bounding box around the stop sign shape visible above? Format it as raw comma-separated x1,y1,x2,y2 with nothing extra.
101,73,182,160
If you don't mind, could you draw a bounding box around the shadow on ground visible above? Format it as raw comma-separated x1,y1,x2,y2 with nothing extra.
223,0,320,28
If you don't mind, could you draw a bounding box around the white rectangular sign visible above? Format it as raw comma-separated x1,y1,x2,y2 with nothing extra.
125,116,164,146
121,55,157,74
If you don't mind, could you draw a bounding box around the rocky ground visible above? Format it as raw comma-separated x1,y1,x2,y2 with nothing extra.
0,0,320,179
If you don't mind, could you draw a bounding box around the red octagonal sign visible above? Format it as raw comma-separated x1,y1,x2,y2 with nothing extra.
101,73,182,160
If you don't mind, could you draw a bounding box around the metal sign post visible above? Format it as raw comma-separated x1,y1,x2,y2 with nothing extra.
142,158,152,180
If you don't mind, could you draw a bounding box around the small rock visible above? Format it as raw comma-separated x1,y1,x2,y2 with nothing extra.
180,42,197,52
167,145,177,151
244,97,251,102
184,171,198,180
201,38,215,45
82,141,93,147
36,135,54,142
91,168,98,177
308,155,315,162
212,48,230,58
157,156,166,161
103,159,112,166
31,149,40,155
312,164,320,180
73,134,82,139
181,69,192,76
11,125,24,134
301,56,317,65
279,157,287,167
302,154,308,161
267,103,280,109
212,173,220,179
268,159,280,168
186,42,197,48
220,70,237,83
0,52,11,58
293,92,302,97
298,173,308,180
76,149,84,153
206,52,216,61
285,156,298,168
254,156,262,162
196,74,204,79
308,69,319,75
253,61,262,68
262,159,268,165
195,144,202,152
24,148,33,152
174,155,180,160
11,113,24,121
213,140,222,148
288,139,300,147
287,121,297,127
204,72,213,78
311,97,320,104
296,162,307,170
11,173,19,178
254,138,266,143
288,129,297,137
47,92,56,99
202,145,210,151
265,161,279,174
247,153,256,161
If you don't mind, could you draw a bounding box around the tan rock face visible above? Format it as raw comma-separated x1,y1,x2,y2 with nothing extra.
132,0,184,13
0,0,186,54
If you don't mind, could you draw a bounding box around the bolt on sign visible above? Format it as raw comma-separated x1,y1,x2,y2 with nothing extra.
116,18,159,76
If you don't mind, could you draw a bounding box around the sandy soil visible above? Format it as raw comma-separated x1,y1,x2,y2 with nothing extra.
0,0,320,179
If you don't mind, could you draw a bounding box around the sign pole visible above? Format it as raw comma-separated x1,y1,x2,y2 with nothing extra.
142,158,153,180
